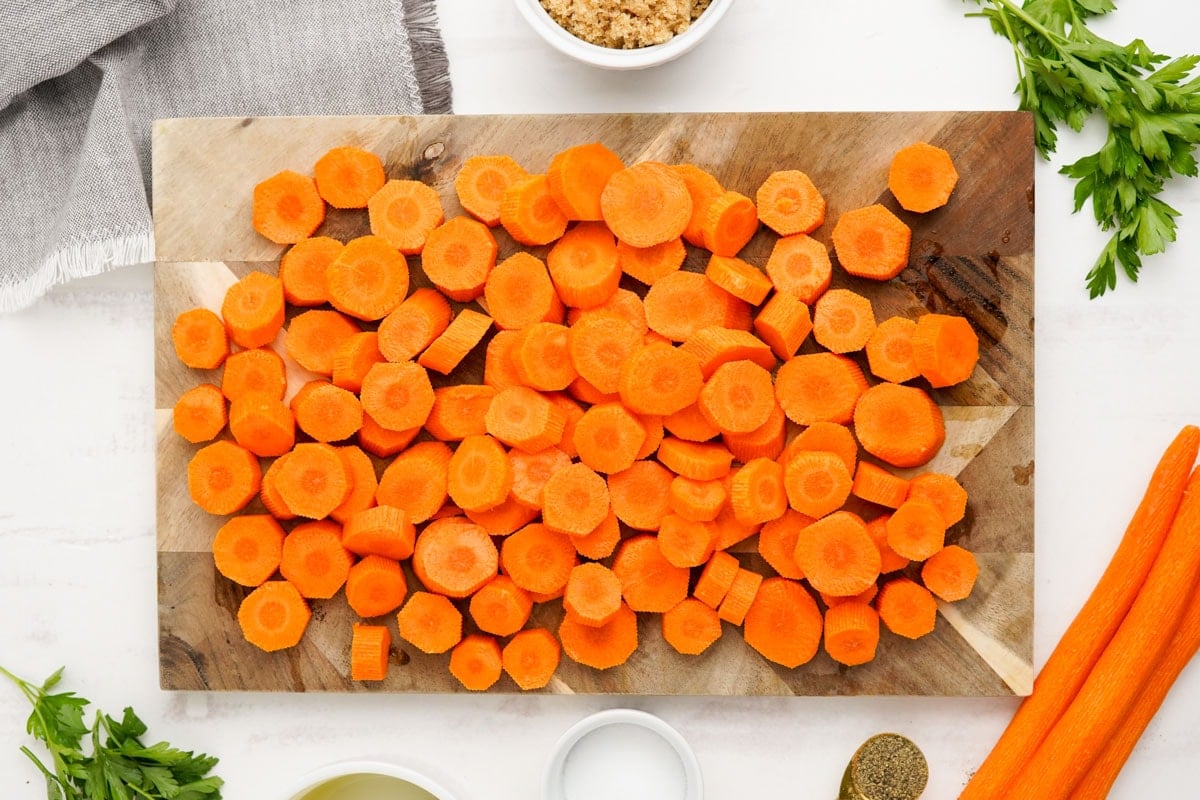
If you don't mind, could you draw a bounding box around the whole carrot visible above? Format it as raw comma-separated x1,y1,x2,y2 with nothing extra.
959,425,1199,800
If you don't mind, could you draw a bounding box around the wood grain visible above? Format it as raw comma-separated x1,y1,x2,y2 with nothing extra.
154,112,1034,694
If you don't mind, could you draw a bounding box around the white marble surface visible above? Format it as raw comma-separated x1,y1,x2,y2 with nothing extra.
3,1,1200,797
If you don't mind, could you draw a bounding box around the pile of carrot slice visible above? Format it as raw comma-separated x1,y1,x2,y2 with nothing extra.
171,137,981,689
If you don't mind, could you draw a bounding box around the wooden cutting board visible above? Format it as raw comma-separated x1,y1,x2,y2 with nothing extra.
153,112,1034,695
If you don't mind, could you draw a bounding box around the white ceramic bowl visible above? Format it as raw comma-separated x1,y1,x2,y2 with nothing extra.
542,708,704,800
513,0,734,70
282,759,459,800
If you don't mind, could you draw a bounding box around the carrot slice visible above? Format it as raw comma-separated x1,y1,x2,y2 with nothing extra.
781,421,858,475
669,476,726,523
743,577,822,667
377,288,452,363
563,562,623,627
693,550,740,609
680,326,776,379
758,510,814,580
484,252,563,331
502,628,561,690
831,204,912,281
813,288,876,354
566,287,648,333
889,141,959,213
783,450,853,518
635,413,664,460
360,361,435,432
617,342,704,417
765,234,831,305
569,511,622,560
710,499,761,551
368,179,445,254
229,392,296,457
607,460,673,531
173,383,227,443
705,255,772,305
921,544,979,602
313,146,385,209
617,237,686,286
287,309,361,376
464,492,541,535
469,574,533,637
717,568,764,625
657,438,734,482
238,581,311,652
566,313,643,397
275,442,351,519
172,308,229,369
723,403,787,463
672,164,724,247
793,511,880,597
501,174,569,246
350,623,391,681
852,461,910,509
503,449,568,512
512,321,577,391
644,270,749,343
280,519,353,599
756,170,826,236
278,237,342,307
542,462,610,536
853,382,945,468
663,402,721,443
866,316,920,384
293,382,362,443
820,584,879,608
559,602,638,670
346,555,408,618
422,216,498,302
600,162,691,248
498,522,575,596
866,514,911,574
612,534,690,613
418,309,493,375
425,384,496,442
876,578,938,639
698,359,777,435
447,434,513,513
663,598,722,655
701,190,758,257
886,497,947,561
912,313,980,388
222,271,285,349
753,291,814,360
546,221,621,309
187,440,262,515
906,472,968,527
212,515,284,587
259,453,296,521
449,634,503,691
547,142,625,221
729,457,788,525
482,330,523,391
412,517,498,597
325,235,409,321
396,591,463,654
572,403,646,475
252,170,325,244
331,332,384,394
545,393,585,459
455,154,529,227
358,412,420,458
342,505,414,561
658,514,716,568
824,601,880,666
775,352,867,426
484,385,566,453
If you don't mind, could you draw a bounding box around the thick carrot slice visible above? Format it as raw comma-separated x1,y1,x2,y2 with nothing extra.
566,313,643,397
559,602,638,670
680,326,776,379
831,204,912,281
350,623,390,681
346,555,408,618
280,520,353,599
617,342,704,417
921,544,979,602
644,270,749,343
743,577,822,667
238,581,311,652
484,385,566,453
342,505,414,561
701,190,758,257
563,562,623,627
657,438,734,481
358,412,420,458
753,291,813,360
617,237,686,286
418,308,493,375
886,497,947,561
793,510,880,597
669,476,726,522
906,472,968,526
501,174,568,246
866,514,910,574
252,170,325,244
447,434,513,513
693,550,740,609
325,235,409,321
824,601,880,666
502,628,561,690
512,321,577,392
607,460,673,531
723,403,787,463
287,309,361,376
658,514,716,568
613,534,689,613
866,316,920,384
464,492,541,535
717,568,764,625
360,361,435,432
705,255,772,305
758,510,814,580
765,234,831,305
542,462,610,536
173,383,227,443
545,393,585,459
484,252,563,331
819,584,879,608
852,461,910,509
572,403,646,475
781,421,858,475
499,522,575,596
812,288,876,354
212,515,284,587
853,382,945,468
783,450,853,518
455,154,528,227
662,598,722,655
188,440,262,515
775,353,868,426
412,517,498,597
567,375,619,406
230,392,295,457
368,179,445,254
279,237,342,307
600,162,691,248
566,287,648,333
664,402,721,443
912,312,980,388
569,511,621,560
449,634,503,691
422,216,498,302
635,413,664,459
293,382,362,443
672,164,724,247
331,332,384,394
877,578,938,639
698,359,777,435
469,574,533,637
377,288,452,363
425,384,495,442
275,442,351,519
710,499,761,551
396,591,462,654
508,446,571,509
756,170,826,236
889,141,959,213
729,457,788,525
259,453,297,521
546,221,621,309
223,271,285,349
313,146,385,209
172,308,229,369
547,142,625,221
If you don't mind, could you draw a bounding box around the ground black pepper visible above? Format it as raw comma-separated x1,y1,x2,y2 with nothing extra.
838,733,929,800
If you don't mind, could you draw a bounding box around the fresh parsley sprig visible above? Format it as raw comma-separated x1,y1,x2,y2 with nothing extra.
1,666,223,800
967,0,1200,297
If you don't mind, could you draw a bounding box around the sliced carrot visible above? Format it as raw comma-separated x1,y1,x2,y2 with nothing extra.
464,493,541,535
886,497,947,561
563,562,624,627
701,190,758,256
350,623,390,681
238,581,310,652
542,462,610,536
852,461,910,509
358,412,420,458
617,342,704,417
546,221,621,308
565,314,644,398
455,154,529,227
724,403,787,463
824,601,880,667
279,236,342,307
512,321,577,392
187,440,262,515
831,204,912,281
412,517,498,597
906,472,968,527
573,403,646,475
259,453,296,521
765,234,832,305
346,555,408,618
559,602,638,670
756,170,825,236
447,434,513,513
567,374,619,406
600,161,691,248
775,352,868,426
729,457,788,525
280,519,353,599
173,383,227,443
484,385,566,453
921,544,979,602
866,514,911,574
498,522,575,596
758,510,814,580
229,392,295,457
672,164,724,247
820,584,879,608
368,179,444,254
644,270,749,343
325,235,409,321
484,252,563,331
889,141,959,213
377,288,451,363
617,237,686,286
396,590,462,654
331,332,384,394
422,216,498,302
658,514,716,568
657,437,733,481
212,515,284,587
679,326,776,379
502,628,561,690
793,510,880,597
663,598,722,656
508,446,571,509
172,308,229,369
753,291,814,360
853,382,945,468
717,568,764,625
876,577,938,639
223,271,285,349
422,384,494,443
912,312,980,388
483,329,525,391
663,402,721,443
449,634,503,691
635,413,665,460
418,308,493,375
569,511,622,560
501,174,568,246
566,287,648,333
710,500,762,551
782,421,858,475
743,577,822,667
313,146,385,209
693,550,740,609
812,288,876,354
469,574,533,637
287,309,361,376
546,141,625,220
669,476,726,523
705,255,772,305
546,392,585,459
342,505,414,561
698,359,777,435
612,534,690,613
293,382,362,443
252,170,324,244
866,316,920,384
607,460,673,531
360,361,435,432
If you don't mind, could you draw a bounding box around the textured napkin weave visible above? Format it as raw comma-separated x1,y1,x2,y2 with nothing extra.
0,0,452,311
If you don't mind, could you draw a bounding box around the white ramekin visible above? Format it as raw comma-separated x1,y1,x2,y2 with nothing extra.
281,759,459,800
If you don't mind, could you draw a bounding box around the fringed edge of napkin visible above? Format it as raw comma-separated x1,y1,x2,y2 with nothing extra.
400,0,453,114
0,224,155,313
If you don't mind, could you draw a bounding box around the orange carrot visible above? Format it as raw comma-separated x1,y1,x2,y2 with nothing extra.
717,568,763,625
566,287,648,333
563,562,624,627
705,255,772,305
644,270,749,343
724,403,788,463
912,312,980,388
286,309,361,376
422,216,498,302
876,577,937,639
607,460,673,531
657,438,734,481
280,519,353,599
327,451,376,522
657,514,716,568
172,308,229,369
252,170,325,244
819,584,879,608
377,288,452,363
229,392,295,457
331,332,384,394
885,497,947,561
325,235,409,321
423,384,495,443
447,434,513,513
455,154,528,227
852,461,910,509
507,446,570,509
672,163,724,247
756,170,826,236
793,511,880,597
449,634,503,691
889,141,958,213
223,271,285,349
866,316,920,384
188,440,262,515
546,142,625,220
418,308,493,375
693,550,740,609
484,385,566,453
483,329,525,391
758,510,814,580
906,472,967,527
743,577,822,667
635,413,664,460
469,574,533,637
812,288,876,354
669,476,726,522
350,623,390,681
572,403,646,475
464,493,541,535
600,162,691,248
824,601,880,666
662,598,722,655
617,237,686,286
698,359,777,435
866,514,910,574
293,382,362,443
753,291,813,360
729,457,788,525
566,313,644,396
710,499,761,551
412,517,498,597
396,590,463,654
921,544,978,602
313,146,385,209
853,382,945,468
501,174,568,246
545,393,585,459
512,321,577,392
173,383,227,443
212,515,284,587
765,234,831,305
701,190,758,256
498,522,575,596
774,352,867,426
569,511,621,560
781,421,858,475
679,326,776,379
502,628,561,690
342,505,414,561
358,412,420,458
541,462,610,536
566,375,619,406
612,534,690,613
238,580,311,652
831,204,912,281
559,602,638,670
368,179,444,254
484,252,563,331
617,342,704,417
274,442,351,519
279,236,341,307
346,555,408,618
663,402,721,443
360,361,435,432
259,453,296,521
546,221,621,309
782,450,853,518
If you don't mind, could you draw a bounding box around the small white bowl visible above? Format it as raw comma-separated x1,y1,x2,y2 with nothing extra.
542,708,703,800
513,0,734,70
281,759,459,800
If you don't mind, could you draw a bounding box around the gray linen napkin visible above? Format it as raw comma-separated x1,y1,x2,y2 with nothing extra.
0,0,452,311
